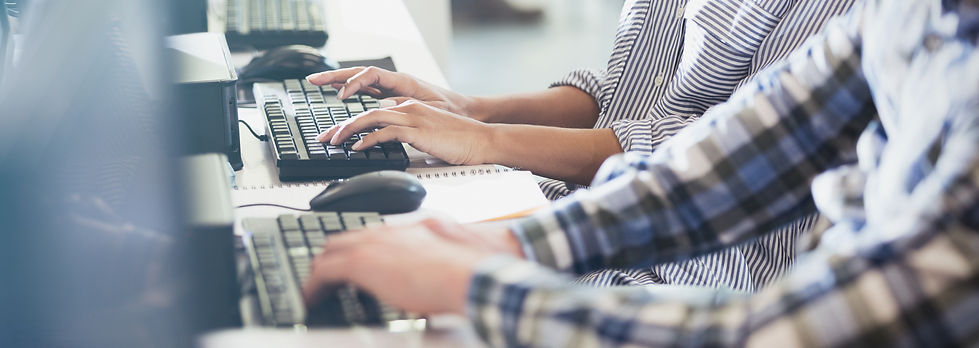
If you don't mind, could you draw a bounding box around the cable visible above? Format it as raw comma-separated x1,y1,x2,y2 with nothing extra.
235,203,310,211
238,119,268,141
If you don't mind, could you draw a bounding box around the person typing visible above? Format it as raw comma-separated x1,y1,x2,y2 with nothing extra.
300,0,979,346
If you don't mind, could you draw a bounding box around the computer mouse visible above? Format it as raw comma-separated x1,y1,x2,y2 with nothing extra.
309,170,426,214
238,45,338,83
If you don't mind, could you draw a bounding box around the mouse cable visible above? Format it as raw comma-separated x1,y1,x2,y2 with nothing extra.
236,203,311,212
238,120,268,142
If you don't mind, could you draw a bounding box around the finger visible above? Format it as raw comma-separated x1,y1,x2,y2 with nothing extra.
420,218,460,238
316,109,406,143
339,66,407,100
382,97,414,108
361,86,384,97
329,110,414,146
302,252,353,307
387,99,432,114
422,219,482,246
353,126,416,150
305,67,366,86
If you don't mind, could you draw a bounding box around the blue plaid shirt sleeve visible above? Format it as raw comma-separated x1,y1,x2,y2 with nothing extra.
508,8,873,276
466,2,979,346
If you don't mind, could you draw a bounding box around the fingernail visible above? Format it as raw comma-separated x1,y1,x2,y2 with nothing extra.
352,139,364,150
316,132,328,142
305,73,318,82
379,99,397,108
338,86,346,98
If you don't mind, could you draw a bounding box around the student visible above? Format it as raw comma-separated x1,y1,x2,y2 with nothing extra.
307,1,855,290
303,0,979,346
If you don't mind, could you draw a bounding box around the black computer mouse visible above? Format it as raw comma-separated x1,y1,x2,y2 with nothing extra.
309,171,426,214
238,45,338,83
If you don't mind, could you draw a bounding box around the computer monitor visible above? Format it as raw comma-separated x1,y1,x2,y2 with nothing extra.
170,0,209,34
0,0,237,346
0,3,11,83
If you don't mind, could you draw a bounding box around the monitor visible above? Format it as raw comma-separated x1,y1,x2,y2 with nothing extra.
0,0,237,346
0,2,11,83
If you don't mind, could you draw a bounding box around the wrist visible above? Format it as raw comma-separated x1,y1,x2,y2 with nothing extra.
476,123,506,165
502,227,526,259
465,96,499,123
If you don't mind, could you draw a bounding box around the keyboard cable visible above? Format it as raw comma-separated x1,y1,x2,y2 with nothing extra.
238,120,268,142
236,203,311,211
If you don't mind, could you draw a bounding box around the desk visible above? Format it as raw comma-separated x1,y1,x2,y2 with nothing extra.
210,1,488,347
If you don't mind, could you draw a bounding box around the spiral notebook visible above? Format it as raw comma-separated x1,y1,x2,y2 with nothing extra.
232,165,548,223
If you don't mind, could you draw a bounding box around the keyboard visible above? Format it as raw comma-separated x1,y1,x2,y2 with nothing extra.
255,79,410,180
223,0,328,49
242,212,412,327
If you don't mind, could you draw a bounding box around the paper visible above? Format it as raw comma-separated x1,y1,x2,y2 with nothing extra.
412,170,547,223
232,165,548,224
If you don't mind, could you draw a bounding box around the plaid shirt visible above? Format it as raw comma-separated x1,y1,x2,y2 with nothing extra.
466,1,979,347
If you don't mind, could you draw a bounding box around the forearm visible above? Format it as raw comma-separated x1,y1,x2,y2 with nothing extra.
469,86,600,128
507,12,874,275
472,221,979,347
482,124,622,185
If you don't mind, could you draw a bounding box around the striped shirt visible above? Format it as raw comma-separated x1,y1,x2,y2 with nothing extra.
468,0,979,346
543,0,855,290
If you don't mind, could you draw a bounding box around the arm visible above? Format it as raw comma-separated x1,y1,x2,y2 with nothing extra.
471,86,600,128
471,207,979,347
472,68,607,127
305,68,601,128
481,125,621,185
509,5,873,275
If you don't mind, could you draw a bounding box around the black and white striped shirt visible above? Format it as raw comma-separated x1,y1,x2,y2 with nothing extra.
544,0,856,290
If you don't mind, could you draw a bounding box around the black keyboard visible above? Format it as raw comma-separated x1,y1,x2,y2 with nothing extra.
242,212,413,327
224,0,328,49
255,79,410,180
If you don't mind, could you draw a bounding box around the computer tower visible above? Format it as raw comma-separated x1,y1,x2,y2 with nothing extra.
168,32,244,170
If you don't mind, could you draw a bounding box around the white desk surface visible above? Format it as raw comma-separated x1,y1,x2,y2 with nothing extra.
202,316,485,348
213,1,487,347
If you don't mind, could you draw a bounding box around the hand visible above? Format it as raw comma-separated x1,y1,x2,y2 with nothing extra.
317,100,497,165
301,219,505,315
420,219,525,258
306,67,480,119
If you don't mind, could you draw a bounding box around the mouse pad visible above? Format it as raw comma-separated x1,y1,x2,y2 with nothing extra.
237,56,397,106
338,56,397,73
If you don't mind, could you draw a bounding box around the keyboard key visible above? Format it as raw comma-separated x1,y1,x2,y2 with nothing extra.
327,147,347,160
362,214,384,228
318,212,343,231
346,150,367,160
284,80,302,92
300,215,322,231
288,247,310,258
346,102,365,114
384,149,406,161
278,215,301,231
365,148,386,159
301,79,319,92
342,214,365,230
308,150,327,159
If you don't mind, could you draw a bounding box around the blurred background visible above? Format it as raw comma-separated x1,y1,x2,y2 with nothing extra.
405,0,623,95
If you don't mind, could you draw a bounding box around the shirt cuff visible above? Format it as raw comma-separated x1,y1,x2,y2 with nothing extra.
611,115,698,153
550,68,607,104
508,207,574,272
466,255,570,348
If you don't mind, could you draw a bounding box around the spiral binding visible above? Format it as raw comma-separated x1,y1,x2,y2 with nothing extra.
414,167,511,180
235,167,515,190
235,180,338,191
